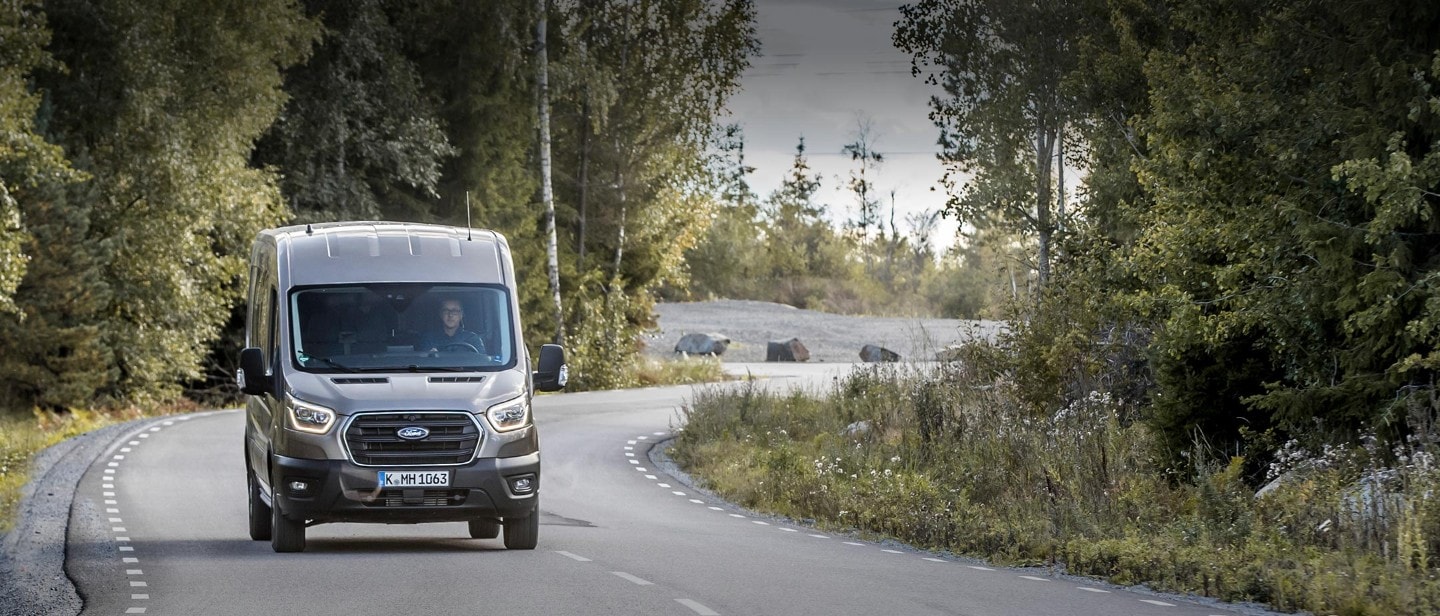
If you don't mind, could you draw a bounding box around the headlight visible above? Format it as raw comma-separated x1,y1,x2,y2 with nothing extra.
286,394,336,434
486,396,530,432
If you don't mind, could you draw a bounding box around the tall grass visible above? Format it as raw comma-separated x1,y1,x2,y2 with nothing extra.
672,361,1440,615
0,408,149,532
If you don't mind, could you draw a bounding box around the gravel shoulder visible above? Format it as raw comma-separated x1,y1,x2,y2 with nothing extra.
644,299,1003,363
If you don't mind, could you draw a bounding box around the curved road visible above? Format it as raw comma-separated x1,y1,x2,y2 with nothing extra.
66,363,1247,616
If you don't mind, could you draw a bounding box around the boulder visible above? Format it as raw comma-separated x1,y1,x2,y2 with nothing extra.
934,345,966,362
859,344,900,363
766,338,810,362
674,332,731,356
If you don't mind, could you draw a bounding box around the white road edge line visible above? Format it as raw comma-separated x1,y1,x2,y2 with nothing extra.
676,599,719,616
612,571,655,586
554,551,591,562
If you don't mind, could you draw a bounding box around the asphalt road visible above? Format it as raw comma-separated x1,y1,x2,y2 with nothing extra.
66,363,1254,616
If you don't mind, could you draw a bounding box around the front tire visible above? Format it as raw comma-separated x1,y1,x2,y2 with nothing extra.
502,499,539,550
247,469,272,541
270,492,306,552
468,518,500,539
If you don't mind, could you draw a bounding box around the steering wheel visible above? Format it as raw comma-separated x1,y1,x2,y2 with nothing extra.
440,342,481,354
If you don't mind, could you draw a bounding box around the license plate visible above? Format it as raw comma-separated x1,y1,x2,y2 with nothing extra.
377,470,451,487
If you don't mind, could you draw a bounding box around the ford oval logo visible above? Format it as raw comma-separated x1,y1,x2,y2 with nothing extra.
396,426,430,441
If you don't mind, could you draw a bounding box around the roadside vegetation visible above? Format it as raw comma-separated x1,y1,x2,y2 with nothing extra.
673,354,1440,614
675,3,1440,614
0,407,159,532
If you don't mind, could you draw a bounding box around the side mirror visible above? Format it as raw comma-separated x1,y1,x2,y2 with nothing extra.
237,347,270,396
533,344,567,392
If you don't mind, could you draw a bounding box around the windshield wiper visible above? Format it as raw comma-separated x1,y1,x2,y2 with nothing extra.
303,355,359,373
352,364,477,373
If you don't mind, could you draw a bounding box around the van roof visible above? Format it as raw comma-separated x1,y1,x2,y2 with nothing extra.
263,222,510,286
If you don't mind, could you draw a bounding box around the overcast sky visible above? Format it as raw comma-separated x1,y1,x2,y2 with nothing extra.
724,0,960,246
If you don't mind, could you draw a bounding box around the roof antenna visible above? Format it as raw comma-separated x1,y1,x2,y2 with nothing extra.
464,191,473,241
305,223,313,235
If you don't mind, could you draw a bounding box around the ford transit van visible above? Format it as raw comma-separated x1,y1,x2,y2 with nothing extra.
236,222,566,552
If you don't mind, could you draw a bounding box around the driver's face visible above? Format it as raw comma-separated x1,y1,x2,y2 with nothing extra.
441,301,463,330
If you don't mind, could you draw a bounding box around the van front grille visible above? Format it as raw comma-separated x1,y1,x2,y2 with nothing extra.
344,412,480,467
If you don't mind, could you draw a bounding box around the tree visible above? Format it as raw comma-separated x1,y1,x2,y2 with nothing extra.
252,0,455,223
0,0,75,317
895,0,1094,287
535,0,565,345
28,0,317,406
841,116,884,247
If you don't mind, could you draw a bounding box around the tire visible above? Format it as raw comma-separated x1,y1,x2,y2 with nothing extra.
468,518,500,539
247,469,272,541
502,499,539,550
270,488,306,553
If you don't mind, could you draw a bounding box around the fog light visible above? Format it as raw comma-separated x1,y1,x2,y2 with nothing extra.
510,476,535,495
288,480,311,495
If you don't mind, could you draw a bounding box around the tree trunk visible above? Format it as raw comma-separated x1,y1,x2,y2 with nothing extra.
613,167,626,281
577,97,590,263
536,0,565,345
1034,126,1054,288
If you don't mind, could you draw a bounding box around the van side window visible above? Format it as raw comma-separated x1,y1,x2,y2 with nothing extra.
265,288,279,369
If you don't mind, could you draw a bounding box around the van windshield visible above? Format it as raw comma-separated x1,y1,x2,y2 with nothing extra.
289,284,515,373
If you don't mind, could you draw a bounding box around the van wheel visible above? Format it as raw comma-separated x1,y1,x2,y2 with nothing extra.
468,518,500,539
247,469,272,541
270,497,306,553
502,500,539,550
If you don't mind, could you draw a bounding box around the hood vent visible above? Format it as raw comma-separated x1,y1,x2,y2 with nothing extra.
332,377,389,385
428,376,485,383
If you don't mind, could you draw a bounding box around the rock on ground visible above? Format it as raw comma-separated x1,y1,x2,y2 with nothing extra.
645,299,1001,363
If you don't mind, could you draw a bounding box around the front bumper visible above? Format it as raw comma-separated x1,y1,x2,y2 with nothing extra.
270,452,539,524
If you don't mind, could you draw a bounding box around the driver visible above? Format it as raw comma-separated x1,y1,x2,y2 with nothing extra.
417,298,486,353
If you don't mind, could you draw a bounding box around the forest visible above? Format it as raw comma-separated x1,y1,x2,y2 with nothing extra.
4,0,1440,609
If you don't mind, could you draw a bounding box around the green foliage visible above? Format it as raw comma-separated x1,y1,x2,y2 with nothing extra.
674,364,1440,614
0,0,75,316
0,0,319,410
254,0,456,222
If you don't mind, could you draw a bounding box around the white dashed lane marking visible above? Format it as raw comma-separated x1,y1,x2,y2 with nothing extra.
554,551,592,562
924,558,946,562
1078,587,1109,593
129,581,146,587
843,542,863,546
808,534,828,539
689,499,704,504
881,549,902,554
1019,576,1049,582
657,483,671,488
645,475,657,479
1140,600,1176,607
611,571,655,586
751,521,769,526
708,507,724,511
672,491,686,496
676,599,719,616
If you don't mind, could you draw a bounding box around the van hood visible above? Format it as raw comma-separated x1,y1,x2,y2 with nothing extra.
284,369,526,414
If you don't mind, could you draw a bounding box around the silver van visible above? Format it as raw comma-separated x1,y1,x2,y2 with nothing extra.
236,222,566,552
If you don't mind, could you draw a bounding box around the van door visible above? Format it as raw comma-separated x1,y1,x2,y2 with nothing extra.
246,271,281,483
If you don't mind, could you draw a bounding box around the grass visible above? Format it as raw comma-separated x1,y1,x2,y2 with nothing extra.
671,362,1440,615
0,409,130,532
